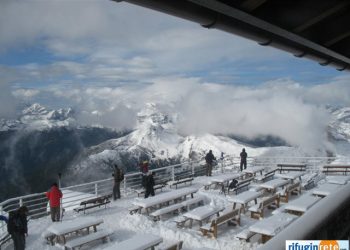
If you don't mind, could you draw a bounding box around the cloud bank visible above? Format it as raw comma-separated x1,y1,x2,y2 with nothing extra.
11,75,350,153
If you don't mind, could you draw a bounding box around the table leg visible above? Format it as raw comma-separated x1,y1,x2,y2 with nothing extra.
93,225,97,232
261,234,272,243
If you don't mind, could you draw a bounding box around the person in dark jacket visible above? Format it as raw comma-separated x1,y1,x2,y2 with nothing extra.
0,215,8,223
240,148,248,171
112,164,124,200
46,183,63,222
205,150,216,176
144,171,155,198
7,206,28,250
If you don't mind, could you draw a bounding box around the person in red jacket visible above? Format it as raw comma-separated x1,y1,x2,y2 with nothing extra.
46,183,63,222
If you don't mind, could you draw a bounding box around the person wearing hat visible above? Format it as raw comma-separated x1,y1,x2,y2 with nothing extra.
112,164,124,200
205,150,216,176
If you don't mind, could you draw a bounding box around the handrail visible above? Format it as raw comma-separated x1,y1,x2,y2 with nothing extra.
0,155,349,246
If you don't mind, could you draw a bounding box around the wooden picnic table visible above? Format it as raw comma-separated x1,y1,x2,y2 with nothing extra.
249,213,298,243
275,172,304,183
46,217,104,245
227,190,262,212
259,179,290,193
132,187,198,214
104,234,163,250
312,183,341,197
182,205,224,228
276,163,306,173
326,175,350,185
243,166,265,177
323,164,350,175
284,194,321,215
210,173,243,187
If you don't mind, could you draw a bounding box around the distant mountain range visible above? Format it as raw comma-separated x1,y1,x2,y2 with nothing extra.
1,103,350,201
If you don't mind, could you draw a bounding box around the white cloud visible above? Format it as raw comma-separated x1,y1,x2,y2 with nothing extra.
16,75,349,153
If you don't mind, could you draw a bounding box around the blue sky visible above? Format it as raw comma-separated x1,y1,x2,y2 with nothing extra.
1,0,350,151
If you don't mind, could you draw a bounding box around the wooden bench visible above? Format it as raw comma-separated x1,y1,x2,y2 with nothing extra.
277,164,306,173
112,234,163,250
74,194,111,214
150,203,183,221
322,165,350,175
64,230,111,250
174,216,190,228
180,195,205,211
168,177,194,189
235,229,257,242
248,194,280,219
200,208,240,238
254,170,276,183
150,195,206,221
278,182,301,202
135,183,166,197
227,177,253,195
128,205,141,215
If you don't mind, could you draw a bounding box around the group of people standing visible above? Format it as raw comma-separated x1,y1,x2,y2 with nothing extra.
0,182,63,250
204,148,248,175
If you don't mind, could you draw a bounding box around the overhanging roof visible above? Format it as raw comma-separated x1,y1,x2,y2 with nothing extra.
114,0,350,72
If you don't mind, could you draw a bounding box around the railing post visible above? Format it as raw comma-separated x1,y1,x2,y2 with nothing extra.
95,183,98,196
172,166,175,181
124,177,127,194
19,198,23,207
191,161,195,176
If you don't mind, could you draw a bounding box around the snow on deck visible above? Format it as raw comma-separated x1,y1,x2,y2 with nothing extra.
11,170,349,250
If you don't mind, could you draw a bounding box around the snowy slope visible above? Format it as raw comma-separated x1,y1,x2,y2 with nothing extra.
0,103,75,131
66,103,313,183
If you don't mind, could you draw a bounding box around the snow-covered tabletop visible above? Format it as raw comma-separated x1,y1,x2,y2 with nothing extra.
183,205,223,221
47,216,103,236
249,212,298,236
104,234,163,250
326,175,350,185
275,172,304,181
243,166,265,175
183,205,223,228
284,194,321,214
259,179,290,191
227,190,262,209
210,173,243,184
312,183,341,197
132,187,198,209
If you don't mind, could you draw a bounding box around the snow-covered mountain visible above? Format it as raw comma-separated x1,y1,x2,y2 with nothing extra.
328,106,350,141
0,103,75,131
3,102,350,198
65,103,311,183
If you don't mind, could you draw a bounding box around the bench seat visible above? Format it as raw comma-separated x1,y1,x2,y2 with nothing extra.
200,208,240,238
277,182,301,202
64,230,111,250
150,203,183,221
254,170,276,183
168,177,194,189
235,229,256,242
180,195,205,211
248,194,280,219
74,194,111,214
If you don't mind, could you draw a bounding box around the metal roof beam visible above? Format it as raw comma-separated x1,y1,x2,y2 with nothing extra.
187,0,350,65
240,0,268,12
293,1,350,33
